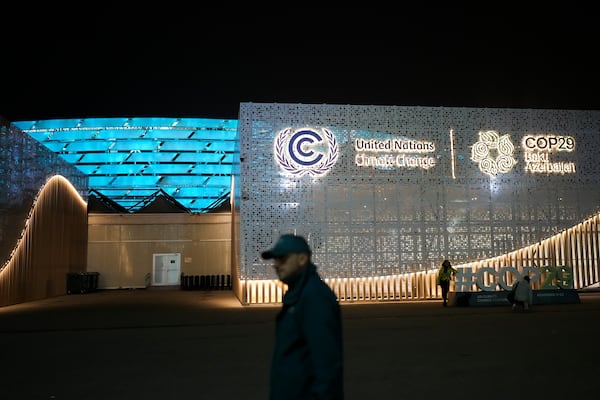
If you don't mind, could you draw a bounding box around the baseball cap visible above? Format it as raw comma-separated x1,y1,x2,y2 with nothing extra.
261,234,312,259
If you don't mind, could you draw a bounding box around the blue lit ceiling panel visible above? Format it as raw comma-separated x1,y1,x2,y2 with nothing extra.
27,131,54,141
96,129,147,139
94,164,146,175
126,152,178,163
79,153,129,163
177,187,227,197
144,129,194,139
102,188,158,197
201,176,231,187
60,154,85,164
184,164,230,174
190,130,238,140
209,141,237,152
64,141,112,152
179,153,231,164
217,154,234,164
88,176,117,186
42,142,69,152
160,176,208,186
48,131,98,141
77,165,101,174
158,140,210,152
111,140,158,151
112,176,161,187
176,153,222,164
13,117,238,213
145,164,195,174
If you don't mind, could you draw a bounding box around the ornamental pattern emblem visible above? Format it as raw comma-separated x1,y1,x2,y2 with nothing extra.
274,127,338,177
471,130,517,176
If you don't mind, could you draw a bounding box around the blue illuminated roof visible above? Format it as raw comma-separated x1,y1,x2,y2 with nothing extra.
13,117,238,213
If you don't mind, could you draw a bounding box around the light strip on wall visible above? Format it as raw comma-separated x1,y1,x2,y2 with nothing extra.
450,129,456,179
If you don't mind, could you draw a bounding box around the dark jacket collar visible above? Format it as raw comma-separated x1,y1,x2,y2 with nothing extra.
282,263,316,306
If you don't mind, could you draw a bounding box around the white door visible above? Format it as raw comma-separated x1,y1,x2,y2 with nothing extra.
152,253,181,286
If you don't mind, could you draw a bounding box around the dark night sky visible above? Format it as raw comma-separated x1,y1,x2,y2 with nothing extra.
2,5,599,122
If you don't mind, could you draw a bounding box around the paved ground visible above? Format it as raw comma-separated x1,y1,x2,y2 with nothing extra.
1,288,599,400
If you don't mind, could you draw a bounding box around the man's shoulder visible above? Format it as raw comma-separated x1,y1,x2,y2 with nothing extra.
303,272,337,299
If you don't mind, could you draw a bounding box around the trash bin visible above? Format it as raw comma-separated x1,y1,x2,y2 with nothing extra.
66,272,100,294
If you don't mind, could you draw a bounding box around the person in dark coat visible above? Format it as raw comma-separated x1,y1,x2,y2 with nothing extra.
262,234,344,400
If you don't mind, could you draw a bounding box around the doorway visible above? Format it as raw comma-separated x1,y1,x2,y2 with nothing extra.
152,253,181,286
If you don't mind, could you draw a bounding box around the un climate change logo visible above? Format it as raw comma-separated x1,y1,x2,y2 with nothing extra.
471,130,517,177
274,127,339,177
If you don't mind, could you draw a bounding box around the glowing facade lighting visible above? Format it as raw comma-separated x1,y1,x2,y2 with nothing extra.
522,134,577,174
450,128,456,179
13,118,238,213
470,130,517,177
353,137,436,170
274,127,339,177
238,103,600,306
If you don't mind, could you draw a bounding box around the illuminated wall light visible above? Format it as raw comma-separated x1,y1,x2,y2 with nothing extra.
471,130,517,176
0,175,87,274
274,127,339,178
522,135,577,174
353,137,437,171
450,128,456,179
521,135,575,153
240,210,600,303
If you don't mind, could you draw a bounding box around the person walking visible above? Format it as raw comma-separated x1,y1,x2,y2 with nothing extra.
262,233,344,400
437,259,457,307
511,275,533,311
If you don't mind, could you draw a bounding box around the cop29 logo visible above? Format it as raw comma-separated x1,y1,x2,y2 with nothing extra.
471,130,518,177
274,127,339,177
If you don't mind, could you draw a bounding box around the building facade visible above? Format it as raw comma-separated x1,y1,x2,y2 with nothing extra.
235,103,600,303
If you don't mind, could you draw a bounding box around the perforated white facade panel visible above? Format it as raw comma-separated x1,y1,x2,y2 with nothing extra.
237,103,600,281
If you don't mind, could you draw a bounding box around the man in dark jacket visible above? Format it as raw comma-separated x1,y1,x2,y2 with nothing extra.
262,234,344,400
